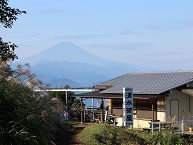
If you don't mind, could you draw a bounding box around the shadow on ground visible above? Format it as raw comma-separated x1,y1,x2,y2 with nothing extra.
54,126,84,145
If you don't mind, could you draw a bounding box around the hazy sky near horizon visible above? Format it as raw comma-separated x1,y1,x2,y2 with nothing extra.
1,0,193,70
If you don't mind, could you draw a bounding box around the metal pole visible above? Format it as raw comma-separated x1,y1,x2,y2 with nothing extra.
100,99,104,123
152,122,154,135
81,98,83,123
66,91,68,108
92,98,94,123
122,102,125,127
66,91,69,120
182,119,184,135
159,122,161,132
84,110,86,122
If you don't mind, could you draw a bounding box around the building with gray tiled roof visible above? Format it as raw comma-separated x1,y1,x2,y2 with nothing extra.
93,71,193,128
98,71,193,95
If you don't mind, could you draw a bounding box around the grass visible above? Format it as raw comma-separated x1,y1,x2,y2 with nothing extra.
79,123,148,145
78,123,189,145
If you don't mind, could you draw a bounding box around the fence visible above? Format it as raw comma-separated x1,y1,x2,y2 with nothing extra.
150,119,193,135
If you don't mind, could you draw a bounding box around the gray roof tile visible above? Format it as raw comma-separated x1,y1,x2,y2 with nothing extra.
98,71,193,94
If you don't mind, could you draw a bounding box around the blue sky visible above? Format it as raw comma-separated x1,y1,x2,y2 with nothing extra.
1,0,193,70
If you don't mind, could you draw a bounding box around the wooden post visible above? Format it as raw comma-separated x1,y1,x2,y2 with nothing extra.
152,102,154,122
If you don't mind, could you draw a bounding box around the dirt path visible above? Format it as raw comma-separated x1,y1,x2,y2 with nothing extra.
54,126,84,145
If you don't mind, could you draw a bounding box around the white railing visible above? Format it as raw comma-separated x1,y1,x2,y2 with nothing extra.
150,119,193,135
181,120,193,134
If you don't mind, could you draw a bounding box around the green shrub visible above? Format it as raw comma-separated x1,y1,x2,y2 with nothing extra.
0,80,62,145
79,123,148,145
62,121,74,132
149,130,186,145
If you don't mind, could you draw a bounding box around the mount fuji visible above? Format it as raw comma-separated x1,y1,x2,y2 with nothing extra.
13,42,146,87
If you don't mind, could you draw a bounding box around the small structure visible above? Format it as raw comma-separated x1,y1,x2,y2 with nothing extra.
34,87,94,122
78,71,193,129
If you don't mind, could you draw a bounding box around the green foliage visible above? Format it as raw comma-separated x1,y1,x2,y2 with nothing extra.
62,121,74,132
79,124,148,145
0,1,67,144
79,124,189,145
0,63,62,144
48,85,85,108
149,130,186,145
48,85,85,121
0,0,26,61
70,98,83,119
48,85,75,107
0,38,18,61
71,98,82,108
0,0,26,28
0,79,62,144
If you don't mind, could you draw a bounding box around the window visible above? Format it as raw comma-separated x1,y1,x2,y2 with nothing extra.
134,99,157,111
112,98,122,109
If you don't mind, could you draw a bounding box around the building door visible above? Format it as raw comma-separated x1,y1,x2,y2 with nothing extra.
170,99,179,121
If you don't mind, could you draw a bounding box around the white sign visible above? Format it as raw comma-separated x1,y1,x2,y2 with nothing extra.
123,87,133,127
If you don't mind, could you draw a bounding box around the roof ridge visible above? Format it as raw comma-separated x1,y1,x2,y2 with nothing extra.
127,70,193,74
99,70,193,95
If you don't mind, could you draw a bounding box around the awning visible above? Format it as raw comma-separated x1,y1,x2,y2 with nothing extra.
182,89,193,96
76,92,122,99
76,91,160,99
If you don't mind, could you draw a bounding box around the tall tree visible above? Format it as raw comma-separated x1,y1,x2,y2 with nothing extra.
0,0,26,61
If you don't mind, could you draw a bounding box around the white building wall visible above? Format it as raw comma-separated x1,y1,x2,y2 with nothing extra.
166,89,193,121
133,119,151,128
157,112,166,122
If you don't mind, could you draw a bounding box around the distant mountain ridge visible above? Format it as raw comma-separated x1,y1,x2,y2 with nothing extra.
17,42,112,66
13,42,147,87
30,61,110,87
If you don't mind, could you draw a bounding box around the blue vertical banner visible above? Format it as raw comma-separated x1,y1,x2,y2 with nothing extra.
123,87,133,127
